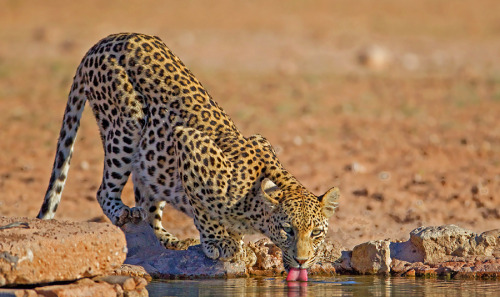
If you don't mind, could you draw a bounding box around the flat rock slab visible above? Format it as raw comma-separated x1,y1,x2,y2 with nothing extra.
0,216,127,286
123,221,247,278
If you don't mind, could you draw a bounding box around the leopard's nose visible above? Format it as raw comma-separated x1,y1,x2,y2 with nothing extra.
294,257,308,265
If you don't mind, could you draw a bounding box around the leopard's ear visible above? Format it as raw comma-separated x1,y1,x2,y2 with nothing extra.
259,178,280,209
319,187,340,218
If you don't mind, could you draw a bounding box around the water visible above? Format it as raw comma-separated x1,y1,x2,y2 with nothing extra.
146,276,500,297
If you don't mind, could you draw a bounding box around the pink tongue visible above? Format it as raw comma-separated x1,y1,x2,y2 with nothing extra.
286,268,308,282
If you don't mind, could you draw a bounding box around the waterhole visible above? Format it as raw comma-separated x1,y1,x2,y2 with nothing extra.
146,275,500,297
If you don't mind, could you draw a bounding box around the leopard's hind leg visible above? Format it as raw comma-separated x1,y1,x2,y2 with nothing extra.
95,125,147,226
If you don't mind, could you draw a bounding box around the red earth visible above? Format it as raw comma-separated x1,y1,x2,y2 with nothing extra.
1,0,499,249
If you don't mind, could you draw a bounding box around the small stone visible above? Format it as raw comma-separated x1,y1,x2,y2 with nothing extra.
371,193,385,201
358,45,391,70
390,258,410,274
95,275,138,291
378,171,391,181
345,162,366,173
352,188,369,197
114,284,124,297
134,277,148,290
122,277,136,291
113,264,151,281
405,269,416,276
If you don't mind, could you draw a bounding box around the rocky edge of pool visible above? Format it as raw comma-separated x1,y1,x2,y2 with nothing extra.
0,216,498,296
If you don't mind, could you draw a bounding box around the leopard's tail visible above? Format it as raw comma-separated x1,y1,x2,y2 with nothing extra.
37,65,87,219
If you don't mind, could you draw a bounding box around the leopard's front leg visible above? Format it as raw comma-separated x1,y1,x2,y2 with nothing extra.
173,125,244,261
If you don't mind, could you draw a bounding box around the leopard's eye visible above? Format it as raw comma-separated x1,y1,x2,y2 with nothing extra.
281,224,294,237
311,229,324,237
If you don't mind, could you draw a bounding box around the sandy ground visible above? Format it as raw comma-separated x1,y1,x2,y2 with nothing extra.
0,0,499,249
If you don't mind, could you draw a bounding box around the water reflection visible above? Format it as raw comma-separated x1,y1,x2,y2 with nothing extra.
147,276,500,297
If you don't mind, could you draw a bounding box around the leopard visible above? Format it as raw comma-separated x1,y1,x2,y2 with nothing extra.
37,33,340,277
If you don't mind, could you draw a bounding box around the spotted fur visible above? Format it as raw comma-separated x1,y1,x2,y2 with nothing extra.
37,33,340,269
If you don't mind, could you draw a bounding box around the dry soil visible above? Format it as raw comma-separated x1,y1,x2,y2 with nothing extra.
1,0,499,249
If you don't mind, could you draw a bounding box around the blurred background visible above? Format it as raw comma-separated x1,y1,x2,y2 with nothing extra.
0,0,499,249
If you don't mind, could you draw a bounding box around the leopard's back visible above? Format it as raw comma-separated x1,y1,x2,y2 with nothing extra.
82,33,238,138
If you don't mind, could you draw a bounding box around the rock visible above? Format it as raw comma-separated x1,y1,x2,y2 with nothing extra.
387,225,500,278
336,251,353,273
390,258,412,275
351,240,391,274
136,244,247,278
0,288,36,297
390,240,424,262
410,225,499,263
0,216,127,286
34,278,117,297
395,257,500,279
478,229,500,256
159,245,244,278
94,275,149,295
113,264,152,281
413,266,438,277
122,221,246,278
0,276,149,297
121,220,167,262
247,238,284,276
0,278,117,297
309,240,343,275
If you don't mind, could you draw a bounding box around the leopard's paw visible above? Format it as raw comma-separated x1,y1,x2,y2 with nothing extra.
115,206,146,226
201,237,243,262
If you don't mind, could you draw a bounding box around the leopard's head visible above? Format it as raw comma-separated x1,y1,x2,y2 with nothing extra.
259,178,340,273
